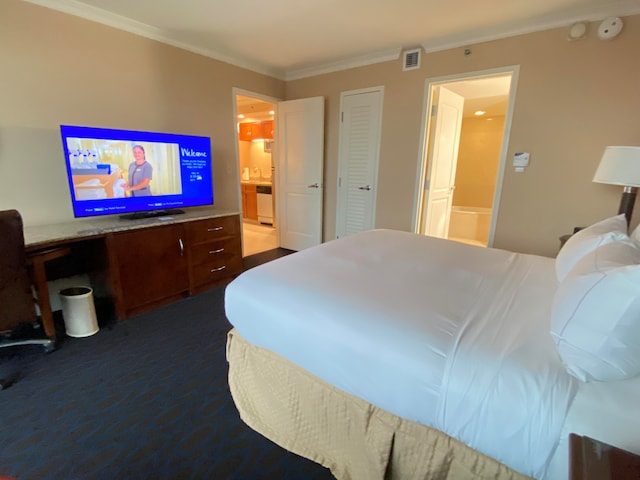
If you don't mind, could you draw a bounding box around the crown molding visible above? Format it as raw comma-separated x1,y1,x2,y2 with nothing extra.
23,0,287,80
285,48,402,81
22,0,401,81
23,0,640,82
421,0,640,53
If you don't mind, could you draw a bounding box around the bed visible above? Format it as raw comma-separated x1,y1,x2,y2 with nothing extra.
224,216,640,480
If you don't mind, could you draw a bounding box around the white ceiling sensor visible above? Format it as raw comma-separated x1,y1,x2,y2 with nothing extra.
598,17,623,40
567,22,588,41
402,49,421,71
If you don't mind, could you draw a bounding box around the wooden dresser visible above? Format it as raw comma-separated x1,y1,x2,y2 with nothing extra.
184,215,243,294
106,213,242,318
25,210,243,323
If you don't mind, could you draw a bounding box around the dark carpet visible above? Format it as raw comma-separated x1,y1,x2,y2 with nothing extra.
242,248,295,271
0,248,333,480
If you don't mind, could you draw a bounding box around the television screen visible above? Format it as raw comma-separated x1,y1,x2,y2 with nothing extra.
60,125,213,218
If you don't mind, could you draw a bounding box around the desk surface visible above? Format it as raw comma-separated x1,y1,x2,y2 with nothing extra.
24,208,240,251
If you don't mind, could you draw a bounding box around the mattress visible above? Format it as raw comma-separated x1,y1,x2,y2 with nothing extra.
225,229,577,478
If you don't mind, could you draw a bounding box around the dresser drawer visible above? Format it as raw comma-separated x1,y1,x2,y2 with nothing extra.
191,254,243,286
186,215,240,244
190,237,239,266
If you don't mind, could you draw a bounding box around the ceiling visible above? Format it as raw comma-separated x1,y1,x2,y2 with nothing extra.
30,0,639,80
236,95,275,123
446,76,511,117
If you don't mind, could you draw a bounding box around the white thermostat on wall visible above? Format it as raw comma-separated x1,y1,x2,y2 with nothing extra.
513,152,530,172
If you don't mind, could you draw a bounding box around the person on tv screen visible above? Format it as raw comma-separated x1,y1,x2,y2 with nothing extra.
124,144,153,197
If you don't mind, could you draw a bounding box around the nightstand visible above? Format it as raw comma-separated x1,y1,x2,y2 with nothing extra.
559,234,572,249
559,227,585,250
569,433,640,479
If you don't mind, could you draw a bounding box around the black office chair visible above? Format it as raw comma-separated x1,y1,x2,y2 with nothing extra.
0,210,56,388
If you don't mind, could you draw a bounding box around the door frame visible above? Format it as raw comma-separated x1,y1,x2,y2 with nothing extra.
411,65,520,247
336,85,384,238
232,87,281,255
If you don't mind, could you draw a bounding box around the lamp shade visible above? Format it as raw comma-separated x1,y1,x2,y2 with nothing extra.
593,146,640,186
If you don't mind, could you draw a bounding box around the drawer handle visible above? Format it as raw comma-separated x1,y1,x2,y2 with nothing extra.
207,226,223,232
210,265,226,273
209,248,225,254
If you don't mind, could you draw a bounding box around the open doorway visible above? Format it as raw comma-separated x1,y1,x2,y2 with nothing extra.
414,67,518,247
234,91,278,257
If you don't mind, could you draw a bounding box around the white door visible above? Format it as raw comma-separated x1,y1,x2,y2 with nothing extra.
336,88,383,238
422,87,464,238
275,96,325,251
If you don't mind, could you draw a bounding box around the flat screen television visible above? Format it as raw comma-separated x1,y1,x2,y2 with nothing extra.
60,125,213,219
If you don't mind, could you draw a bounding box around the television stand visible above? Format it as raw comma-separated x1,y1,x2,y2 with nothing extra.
120,209,185,221
24,211,243,322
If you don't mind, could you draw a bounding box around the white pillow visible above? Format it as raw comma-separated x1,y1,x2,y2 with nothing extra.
629,222,640,247
567,239,640,275
551,239,640,382
555,214,628,282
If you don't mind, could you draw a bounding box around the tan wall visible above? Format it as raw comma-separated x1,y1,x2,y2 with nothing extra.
453,115,505,208
238,141,273,181
287,15,640,257
238,141,251,177
0,0,284,226
2,0,639,257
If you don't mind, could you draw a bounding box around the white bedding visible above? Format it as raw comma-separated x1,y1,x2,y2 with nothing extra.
225,229,578,478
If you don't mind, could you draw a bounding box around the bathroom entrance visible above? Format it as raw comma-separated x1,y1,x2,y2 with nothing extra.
415,67,518,247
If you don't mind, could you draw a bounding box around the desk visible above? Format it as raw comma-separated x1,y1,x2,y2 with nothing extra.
28,247,71,337
24,209,242,325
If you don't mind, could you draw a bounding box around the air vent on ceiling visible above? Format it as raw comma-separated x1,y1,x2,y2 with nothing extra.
402,48,421,71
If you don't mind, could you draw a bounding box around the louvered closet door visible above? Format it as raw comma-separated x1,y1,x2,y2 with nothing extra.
336,88,383,238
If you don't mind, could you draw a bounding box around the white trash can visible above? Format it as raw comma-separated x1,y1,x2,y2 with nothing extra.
59,287,99,337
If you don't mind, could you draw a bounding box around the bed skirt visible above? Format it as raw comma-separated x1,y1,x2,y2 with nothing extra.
226,329,531,480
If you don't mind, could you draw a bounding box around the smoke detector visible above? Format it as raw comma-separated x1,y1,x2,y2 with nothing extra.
597,17,623,40
568,22,588,41
402,48,421,71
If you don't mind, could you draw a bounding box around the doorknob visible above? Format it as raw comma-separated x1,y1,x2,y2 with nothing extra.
358,185,372,191
307,183,320,188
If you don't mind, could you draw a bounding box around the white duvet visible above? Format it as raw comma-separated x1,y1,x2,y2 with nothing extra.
225,230,578,478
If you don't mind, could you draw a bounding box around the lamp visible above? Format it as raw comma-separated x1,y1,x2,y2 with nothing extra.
593,146,640,224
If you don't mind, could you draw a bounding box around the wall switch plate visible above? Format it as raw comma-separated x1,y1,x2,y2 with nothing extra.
513,152,530,172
